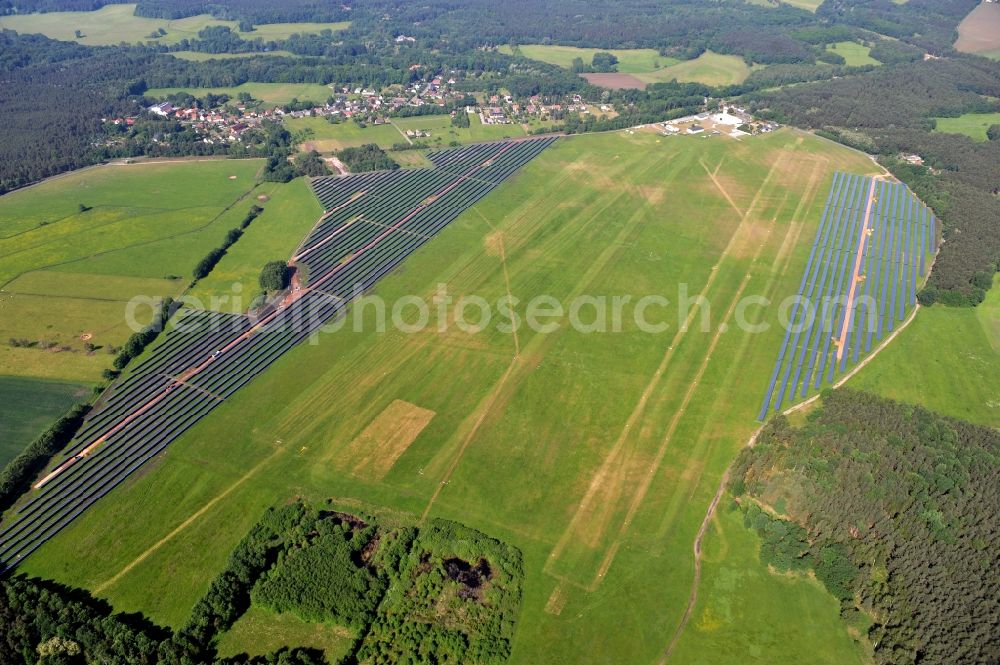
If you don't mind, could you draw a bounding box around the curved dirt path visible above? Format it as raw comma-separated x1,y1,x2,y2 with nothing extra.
659,303,922,664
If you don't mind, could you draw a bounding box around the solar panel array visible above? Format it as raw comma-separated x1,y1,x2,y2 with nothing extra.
757,172,936,419
0,138,557,570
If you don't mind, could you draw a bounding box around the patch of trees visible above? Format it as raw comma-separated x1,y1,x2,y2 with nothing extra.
258,260,290,291
181,500,522,664
356,519,524,665
746,57,1000,305
293,150,329,176
0,403,89,513
730,389,1000,665
253,521,386,630
335,143,399,172
113,297,177,370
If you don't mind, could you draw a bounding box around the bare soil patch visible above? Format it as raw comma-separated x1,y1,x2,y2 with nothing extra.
581,72,646,89
344,399,436,480
955,3,1000,54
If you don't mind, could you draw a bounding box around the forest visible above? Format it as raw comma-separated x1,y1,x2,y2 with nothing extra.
729,389,999,665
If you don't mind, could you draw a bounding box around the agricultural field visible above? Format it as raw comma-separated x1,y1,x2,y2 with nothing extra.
584,51,758,88
0,376,89,467
0,4,348,47
955,1,1000,59
146,82,336,106
826,41,881,67
850,275,1000,428
18,129,882,664
502,44,754,87
0,158,264,381
289,114,535,153
499,45,680,72
933,112,1000,141
187,178,324,309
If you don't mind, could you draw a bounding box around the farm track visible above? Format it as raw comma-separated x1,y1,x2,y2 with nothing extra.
0,138,557,572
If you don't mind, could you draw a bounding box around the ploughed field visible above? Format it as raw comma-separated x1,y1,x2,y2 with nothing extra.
22,130,879,663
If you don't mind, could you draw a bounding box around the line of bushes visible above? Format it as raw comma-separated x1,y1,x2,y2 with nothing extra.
0,403,90,513
191,205,263,283
112,297,177,371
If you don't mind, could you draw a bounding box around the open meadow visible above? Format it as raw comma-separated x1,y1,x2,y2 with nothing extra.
850,275,1000,428
504,45,756,88
826,41,880,67
933,112,1000,141
146,82,336,106
22,129,879,664
500,45,681,72
0,158,264,382
0,4,348,47
187,178,324,308
0,376,89,466
288,114,536,153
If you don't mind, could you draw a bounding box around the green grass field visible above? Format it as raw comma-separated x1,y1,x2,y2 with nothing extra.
170,50,298,61
500,45,680,72
0,158,264,381
667,506,869,664
782,0,824,10
187,178,324,308
933,112,1000,141
216,606,354,661
0,376,89,467
288,114,532,152
23,129,878,663
850,276,1000,428
827,41,881,67
508,45,756,87
147,82,335,105
633,51,757,86
0,4,347,46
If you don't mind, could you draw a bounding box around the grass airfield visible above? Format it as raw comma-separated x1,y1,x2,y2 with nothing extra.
22,130,877,663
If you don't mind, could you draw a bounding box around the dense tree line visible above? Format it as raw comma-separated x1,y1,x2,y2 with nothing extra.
0,0,119,14
0,404,89,514
730,389,1000,665
112,297,177,369
0,575,329,665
